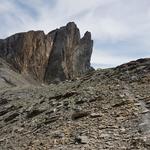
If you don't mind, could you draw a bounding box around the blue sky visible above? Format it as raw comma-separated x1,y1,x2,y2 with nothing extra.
0,0,150,68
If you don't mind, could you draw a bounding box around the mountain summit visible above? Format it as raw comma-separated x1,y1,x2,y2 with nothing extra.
0,22,93,83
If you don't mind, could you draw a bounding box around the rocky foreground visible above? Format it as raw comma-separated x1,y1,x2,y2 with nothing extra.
0,58,150,150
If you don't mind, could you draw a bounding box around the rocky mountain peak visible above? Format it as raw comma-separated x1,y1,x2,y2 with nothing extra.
66,22,77,28
0,22,93,83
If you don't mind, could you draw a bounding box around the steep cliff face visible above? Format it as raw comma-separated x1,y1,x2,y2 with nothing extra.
0,22,93,83
44,22,93,83
0,31,52,81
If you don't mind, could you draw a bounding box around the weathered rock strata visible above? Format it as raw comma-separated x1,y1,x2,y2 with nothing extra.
0,58,150,149
0,22,93,83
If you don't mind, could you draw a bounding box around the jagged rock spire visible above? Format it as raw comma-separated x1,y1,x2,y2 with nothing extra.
0,22,93,83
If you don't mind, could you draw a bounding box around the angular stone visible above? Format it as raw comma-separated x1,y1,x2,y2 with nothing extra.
4,112,19,122
0,98,8,105
44,115,60,124
72,111,90,120
75,135,89,144
141,108,149,114
52,131,65,139
90,112,102,118
26,109,45,118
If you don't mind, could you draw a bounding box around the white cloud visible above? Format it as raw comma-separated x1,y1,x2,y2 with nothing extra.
91,49,139,68
1,0,150,41
0,1,14,14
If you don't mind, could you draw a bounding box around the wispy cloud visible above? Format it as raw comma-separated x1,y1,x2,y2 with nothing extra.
0,0,150,68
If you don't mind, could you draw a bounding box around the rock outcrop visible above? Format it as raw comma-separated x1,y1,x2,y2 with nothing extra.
0,58,150,149
0,22,93,83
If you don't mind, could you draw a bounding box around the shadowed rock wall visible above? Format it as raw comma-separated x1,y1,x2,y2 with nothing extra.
0,22,93,83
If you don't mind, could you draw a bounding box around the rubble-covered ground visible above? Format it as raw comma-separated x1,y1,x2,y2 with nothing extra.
0,58,150,150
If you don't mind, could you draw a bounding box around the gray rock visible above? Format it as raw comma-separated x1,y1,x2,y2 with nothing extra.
71,111,90,120
44,115,60,124
26,108,45,118
75,135,89,144
52,131,65,139
4,112,19,122
90,113,102,118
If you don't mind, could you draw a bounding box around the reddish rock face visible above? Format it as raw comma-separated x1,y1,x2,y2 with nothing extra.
0,31,53,81
0,22,93,83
